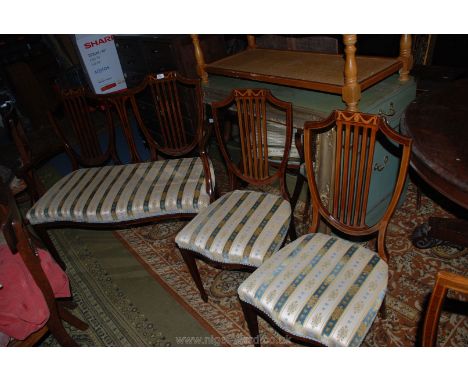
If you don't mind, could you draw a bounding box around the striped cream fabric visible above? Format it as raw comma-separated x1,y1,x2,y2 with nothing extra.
175,190,291,267
27,157,214,225
238,233,387,346
299,163,306,177
266,121,301,165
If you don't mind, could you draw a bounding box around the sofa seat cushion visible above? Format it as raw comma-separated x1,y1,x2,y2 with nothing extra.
238,232,387,346
27,157,214,224
175,190,291,267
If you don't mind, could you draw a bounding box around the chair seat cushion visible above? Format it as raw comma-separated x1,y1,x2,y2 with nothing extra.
175,190,291,267
238,233,387,346
27,157,214,225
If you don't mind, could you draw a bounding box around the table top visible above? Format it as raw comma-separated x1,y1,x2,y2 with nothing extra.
401,79,468,209
205,48,403,94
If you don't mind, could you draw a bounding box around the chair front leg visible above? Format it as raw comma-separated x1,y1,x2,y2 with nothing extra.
379,297,387,320
240,300,261,347
179,248,208,302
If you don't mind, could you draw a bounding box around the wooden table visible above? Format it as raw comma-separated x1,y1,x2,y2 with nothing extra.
191,34,413,112
401,79,468,248
205,49,402,94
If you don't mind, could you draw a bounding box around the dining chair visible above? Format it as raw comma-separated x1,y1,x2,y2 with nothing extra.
238,110,412,346
266,119,304,213
3,106,63,203
254,36,341,217
219,107,303,212
422,271,468,346
175,89,295,302
0,182,88,346
26,72,215,269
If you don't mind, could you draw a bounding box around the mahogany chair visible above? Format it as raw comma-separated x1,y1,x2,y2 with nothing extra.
26,72,215,268
175,89,296,302
238,110,412,346
422,271,468,346
266,119,304,213
0,182,88,346
3,107,63,203
257,36,341,216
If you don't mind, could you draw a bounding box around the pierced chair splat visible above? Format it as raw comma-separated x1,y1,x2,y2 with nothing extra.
26,72,215,268
238,110,412,346
175,88,296,302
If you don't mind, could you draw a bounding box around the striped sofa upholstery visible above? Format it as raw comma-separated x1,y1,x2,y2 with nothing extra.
27,157,214,225
175,190,291,267
238,233,387,346
267,121,301,165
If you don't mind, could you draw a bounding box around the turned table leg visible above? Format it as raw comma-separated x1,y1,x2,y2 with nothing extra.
191,34,208,84
247,35,256,49
399,34,413,82
342,34,361,112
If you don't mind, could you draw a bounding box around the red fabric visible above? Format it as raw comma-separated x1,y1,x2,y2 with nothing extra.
0,245,70,340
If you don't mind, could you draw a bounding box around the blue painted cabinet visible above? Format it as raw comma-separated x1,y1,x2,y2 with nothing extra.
203,74,416,224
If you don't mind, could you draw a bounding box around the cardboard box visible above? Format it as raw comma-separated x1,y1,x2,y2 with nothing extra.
75,34,127,94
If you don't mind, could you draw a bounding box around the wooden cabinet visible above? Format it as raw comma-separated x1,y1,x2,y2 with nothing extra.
114,35,174,87
203,74,417,224
114,35,227,87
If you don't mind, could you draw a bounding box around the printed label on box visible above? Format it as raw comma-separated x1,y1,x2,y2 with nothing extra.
75,34,127,94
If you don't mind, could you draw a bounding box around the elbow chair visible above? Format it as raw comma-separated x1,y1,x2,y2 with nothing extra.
0,182,88,346
238,110,412,346
25,72,215,269
3,106,63,203
175,88,296,302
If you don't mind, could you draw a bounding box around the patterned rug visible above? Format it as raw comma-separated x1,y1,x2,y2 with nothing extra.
36,165,170,347
35,159,467,346
40,229,168,347
115,161,468,346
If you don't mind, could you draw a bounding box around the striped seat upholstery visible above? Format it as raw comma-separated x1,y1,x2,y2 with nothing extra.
175,190,291,267
238,233,387,346
267,121,301,165
27,157,214,225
